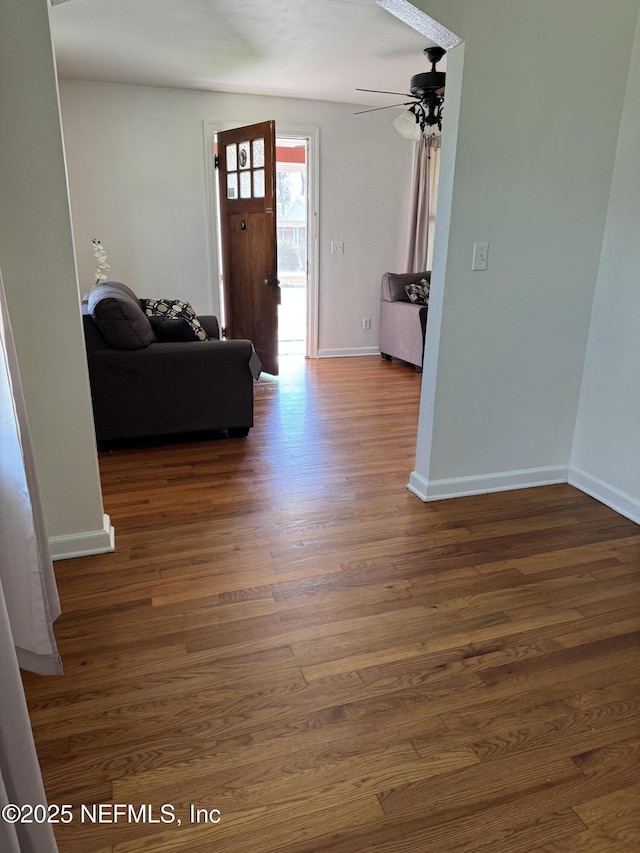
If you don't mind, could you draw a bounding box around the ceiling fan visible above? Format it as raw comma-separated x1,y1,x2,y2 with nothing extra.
356,46,446,135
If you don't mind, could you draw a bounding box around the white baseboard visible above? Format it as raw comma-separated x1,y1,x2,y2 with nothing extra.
407,465,569,502
569,466,640,525
49,513,115,561
317,347,380,359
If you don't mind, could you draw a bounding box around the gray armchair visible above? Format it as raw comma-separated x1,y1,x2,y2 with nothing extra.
378,271,430,373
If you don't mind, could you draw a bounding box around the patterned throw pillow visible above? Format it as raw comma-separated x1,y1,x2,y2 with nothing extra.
404,279,430,306
143,298,208,341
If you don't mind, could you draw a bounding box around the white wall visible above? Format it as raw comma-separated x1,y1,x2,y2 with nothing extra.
58,81,414,357
0,0,112,559
570,12,640,522
408,0,640,500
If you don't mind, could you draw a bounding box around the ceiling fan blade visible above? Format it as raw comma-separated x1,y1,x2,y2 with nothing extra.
354,102,415,115
356,88,413,98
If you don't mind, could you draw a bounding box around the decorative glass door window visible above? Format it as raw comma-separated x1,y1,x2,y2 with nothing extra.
226,139,266,200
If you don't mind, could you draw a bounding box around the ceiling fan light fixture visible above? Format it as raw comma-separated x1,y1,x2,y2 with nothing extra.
393,109,421,141
355,43,445,136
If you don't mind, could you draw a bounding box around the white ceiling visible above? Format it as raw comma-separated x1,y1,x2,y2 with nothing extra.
48,0,439,108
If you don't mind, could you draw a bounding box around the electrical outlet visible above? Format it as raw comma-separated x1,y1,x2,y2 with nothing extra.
362,318,371,330
331,241,344,256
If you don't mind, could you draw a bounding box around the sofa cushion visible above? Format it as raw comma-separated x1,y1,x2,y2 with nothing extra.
148,315,201,342
405,279,430,305
88,281,156,349
143,298,208,341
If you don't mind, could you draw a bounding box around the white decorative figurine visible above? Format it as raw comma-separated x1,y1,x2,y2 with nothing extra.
92,238,110,285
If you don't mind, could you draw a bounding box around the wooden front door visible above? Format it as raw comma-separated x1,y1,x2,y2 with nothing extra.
217,120,280,376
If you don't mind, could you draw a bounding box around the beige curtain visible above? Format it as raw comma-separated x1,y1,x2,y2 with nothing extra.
404,133,441,274
0,266,61,853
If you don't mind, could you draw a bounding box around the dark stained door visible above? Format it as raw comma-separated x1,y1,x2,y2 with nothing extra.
217,120,280,376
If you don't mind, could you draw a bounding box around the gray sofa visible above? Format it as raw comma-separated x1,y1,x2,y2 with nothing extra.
379,271,430,372
82,281,260,443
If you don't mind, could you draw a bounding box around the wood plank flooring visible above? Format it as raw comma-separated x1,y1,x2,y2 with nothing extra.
22,356,640,853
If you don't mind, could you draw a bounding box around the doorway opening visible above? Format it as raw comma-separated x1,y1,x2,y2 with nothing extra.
276,137,308,358
206,122,318,363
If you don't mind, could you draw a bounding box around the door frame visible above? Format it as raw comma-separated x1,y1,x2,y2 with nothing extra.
203,120,319,358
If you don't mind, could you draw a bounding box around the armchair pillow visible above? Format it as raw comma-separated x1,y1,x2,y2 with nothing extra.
405,279,430,305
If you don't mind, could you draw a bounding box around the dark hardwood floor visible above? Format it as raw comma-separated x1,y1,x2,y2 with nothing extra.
22,356,640,853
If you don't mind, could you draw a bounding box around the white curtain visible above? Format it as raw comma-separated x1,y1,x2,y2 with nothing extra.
403,133,442,274
0,266,61,853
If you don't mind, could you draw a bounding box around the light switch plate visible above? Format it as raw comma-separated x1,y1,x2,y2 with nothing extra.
472,241,489,271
